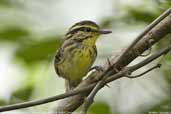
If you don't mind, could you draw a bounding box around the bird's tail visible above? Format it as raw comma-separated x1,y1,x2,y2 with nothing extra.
65,79,82,92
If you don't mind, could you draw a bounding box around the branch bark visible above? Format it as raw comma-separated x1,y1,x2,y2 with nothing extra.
53,15,171,114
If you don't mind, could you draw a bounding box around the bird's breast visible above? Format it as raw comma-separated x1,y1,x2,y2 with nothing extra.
57,44,97,81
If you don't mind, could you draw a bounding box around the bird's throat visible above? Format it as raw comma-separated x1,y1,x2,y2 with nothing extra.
82,36,98,46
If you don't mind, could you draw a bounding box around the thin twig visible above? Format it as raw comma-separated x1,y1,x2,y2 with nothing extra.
125,64,161,78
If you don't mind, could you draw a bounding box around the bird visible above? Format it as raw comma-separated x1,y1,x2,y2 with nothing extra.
54,20,112,91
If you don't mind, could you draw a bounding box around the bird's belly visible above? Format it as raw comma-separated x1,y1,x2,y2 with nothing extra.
59,47,96,81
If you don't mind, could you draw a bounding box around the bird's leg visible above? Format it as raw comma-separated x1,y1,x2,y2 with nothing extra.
65,79,82,92
65,79,74,92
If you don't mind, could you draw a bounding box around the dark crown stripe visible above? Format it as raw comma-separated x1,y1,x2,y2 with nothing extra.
66,26,98,36
70,20,99,30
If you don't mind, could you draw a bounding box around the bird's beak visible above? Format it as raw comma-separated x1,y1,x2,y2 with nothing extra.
99,29,112,34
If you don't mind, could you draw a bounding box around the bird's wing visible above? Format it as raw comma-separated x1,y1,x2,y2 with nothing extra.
55,48,62,64
54,47,65,75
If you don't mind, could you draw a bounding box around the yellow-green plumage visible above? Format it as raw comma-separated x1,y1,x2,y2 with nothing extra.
54,20,111,91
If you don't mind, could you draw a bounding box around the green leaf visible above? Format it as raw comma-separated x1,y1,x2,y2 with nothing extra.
88,102,112,114
123,6,159,23
0,100,7,106
10,83,34,102
100,18,114,28
0,0,12,7
15,37,62,64
143,100,171,114
0,27,29,42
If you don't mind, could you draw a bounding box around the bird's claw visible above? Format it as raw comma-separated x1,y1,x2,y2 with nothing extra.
89,66,104,72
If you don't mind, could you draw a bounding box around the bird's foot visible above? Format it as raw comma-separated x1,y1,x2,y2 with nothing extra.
89,66,104,72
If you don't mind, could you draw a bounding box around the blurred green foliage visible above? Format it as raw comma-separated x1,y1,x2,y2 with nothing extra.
0,26,62,65
0,27,29,42
155,0,171,10
123,6,159,23
10,82,35,102
0,100,7,106
122,0,171,24
15,38,62,64
0,0,12,7
143,100,171,114
88,102,112,114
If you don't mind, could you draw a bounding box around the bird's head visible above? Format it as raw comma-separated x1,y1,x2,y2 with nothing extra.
65,20,112,45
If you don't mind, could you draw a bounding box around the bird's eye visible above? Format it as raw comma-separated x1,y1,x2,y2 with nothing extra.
84,28,91,32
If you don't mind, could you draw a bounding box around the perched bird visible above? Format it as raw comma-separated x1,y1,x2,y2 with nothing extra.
54,20,112,91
